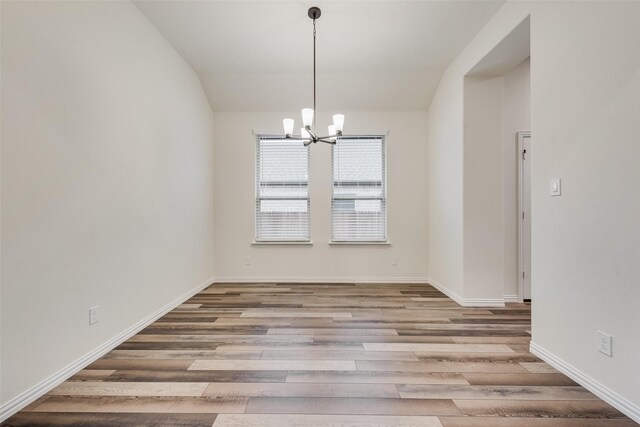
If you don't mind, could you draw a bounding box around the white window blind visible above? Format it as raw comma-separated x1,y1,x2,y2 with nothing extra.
256,137,310,241
332,136,387,242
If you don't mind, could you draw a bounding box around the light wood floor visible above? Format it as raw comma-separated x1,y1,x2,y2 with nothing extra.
3,283,636,426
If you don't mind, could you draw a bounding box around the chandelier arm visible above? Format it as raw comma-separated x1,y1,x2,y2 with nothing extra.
306,128,319,141
318,138,336,145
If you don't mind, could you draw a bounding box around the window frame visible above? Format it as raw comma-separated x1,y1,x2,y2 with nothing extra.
255,135,311,243
330,135,388,243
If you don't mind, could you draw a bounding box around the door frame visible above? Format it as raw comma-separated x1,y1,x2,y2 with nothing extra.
517,131,531,302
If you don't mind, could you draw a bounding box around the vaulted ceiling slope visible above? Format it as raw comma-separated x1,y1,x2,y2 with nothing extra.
134,1,505,111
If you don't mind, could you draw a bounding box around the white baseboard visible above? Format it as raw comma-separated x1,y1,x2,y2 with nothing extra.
0,276,215,422
428,277,505,307
530,341,640,423
213,276,429,284
427,277,466,305
503,294,522,303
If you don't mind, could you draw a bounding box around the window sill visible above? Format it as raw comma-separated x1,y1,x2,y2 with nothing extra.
329,241,391,246
252,241,313,246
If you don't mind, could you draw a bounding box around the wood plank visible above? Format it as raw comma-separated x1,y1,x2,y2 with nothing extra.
87,359,194,371
189,360,356,371
363,343,514,353
241,312,353,318
0,412,217,427
68,370,116,381
397,385,597,401
203,382,399,398
439,417,638,426
104,350,262,360
508,344,533,352
212,414,444,427
450,336,532,344
396,329,531,337
452,399,627,418
286,371,469,385
201,288,292,293
244,397,461,416
115,342,222,350
327,321,452,328
414,351,539,363
127,334,313,343
462,373,578,386
106,370,286,383
216,344,364,352
356,361,529,374
48,382,208,397
313,335,456,344
521,362,561,373
30,396,247,413
140,326,269,335
267,328,398,336
261,350,419,361
412,323,531,330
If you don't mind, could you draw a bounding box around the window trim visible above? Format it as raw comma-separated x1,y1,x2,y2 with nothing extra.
328,241,391,246
251,241,314,246
255,135,311,243
330,134,388,243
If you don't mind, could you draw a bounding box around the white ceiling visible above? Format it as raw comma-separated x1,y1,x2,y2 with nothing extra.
134,1,505,111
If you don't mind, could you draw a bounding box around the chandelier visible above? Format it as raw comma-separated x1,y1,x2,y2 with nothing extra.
282,7,344,146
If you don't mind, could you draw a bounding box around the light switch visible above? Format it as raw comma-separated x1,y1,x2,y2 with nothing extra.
550,178,561,196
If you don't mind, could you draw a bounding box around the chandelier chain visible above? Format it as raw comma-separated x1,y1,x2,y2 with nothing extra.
313,18,316,129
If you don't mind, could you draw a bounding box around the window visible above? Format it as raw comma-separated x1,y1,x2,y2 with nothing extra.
332,136,387,242
256,137,310,242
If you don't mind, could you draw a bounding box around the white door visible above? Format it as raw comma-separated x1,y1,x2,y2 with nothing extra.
518,132,532,300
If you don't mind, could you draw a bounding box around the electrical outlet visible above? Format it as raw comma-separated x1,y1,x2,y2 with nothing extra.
392,256,398,266
245,256,251,266
89,306,99,325
597,331,612,356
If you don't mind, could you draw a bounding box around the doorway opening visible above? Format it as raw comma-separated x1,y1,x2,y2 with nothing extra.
463,16,531,305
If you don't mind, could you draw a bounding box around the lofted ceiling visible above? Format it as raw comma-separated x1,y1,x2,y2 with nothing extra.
134,1,505,112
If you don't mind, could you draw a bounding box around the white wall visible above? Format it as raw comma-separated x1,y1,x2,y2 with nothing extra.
427,87,464,297
463,76,504,302
501,58,530,299
1,0,214,412
212,111,428,282
529,2,640,418
427,0,640,420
